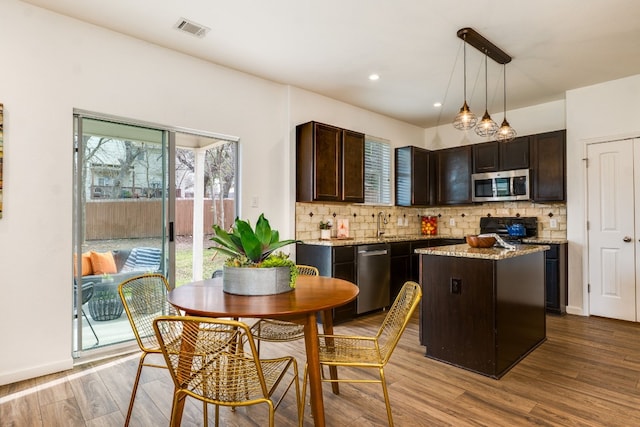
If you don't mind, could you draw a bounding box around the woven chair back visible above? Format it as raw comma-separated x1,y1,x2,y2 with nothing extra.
296,265,319,276
376,281,422,363
154,316,274,402
118,274,179,353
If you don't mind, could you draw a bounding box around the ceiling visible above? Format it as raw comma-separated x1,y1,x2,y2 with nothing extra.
22,0,640,128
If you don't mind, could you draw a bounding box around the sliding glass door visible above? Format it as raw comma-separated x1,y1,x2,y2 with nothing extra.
72,114,169,353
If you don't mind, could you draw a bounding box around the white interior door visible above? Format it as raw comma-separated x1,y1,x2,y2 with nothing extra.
587,139,637,321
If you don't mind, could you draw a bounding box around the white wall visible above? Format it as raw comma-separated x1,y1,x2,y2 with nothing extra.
0,1,424,385
566,74,640,315
0,1,289,384
423,100,566,149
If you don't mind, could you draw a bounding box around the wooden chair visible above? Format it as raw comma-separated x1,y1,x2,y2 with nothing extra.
249,265,319,353
118,273,180,426
153,315,301,427
302,280,422,426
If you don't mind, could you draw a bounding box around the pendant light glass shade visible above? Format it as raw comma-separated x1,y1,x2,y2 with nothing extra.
496,63,516,142
453,38,477,130
475,53,498,137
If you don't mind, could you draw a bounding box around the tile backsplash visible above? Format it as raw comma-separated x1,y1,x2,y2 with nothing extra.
295,201,567,241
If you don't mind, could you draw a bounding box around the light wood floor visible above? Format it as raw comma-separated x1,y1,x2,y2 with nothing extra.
2,312,640,426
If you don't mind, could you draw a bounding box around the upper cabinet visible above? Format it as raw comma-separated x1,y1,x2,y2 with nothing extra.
530,130,566,202
435,145,473,205
473,137,530,173
296,121,364,203
395,146,432,206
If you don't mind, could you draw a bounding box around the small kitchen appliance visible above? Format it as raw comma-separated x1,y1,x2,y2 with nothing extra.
472,169,530,202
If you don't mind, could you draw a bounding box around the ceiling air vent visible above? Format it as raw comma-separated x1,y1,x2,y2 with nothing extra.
174,18,210,38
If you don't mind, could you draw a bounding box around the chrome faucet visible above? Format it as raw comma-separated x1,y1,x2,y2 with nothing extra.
377,211,388,238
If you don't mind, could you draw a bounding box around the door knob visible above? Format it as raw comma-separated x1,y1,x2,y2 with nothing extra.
623,236,633,242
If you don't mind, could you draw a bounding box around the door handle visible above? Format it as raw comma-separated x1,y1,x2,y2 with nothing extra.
623,236,633,242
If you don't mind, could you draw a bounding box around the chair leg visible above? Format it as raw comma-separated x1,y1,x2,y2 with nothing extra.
300,363,309,426
379,368,394,427
81,309,99,346
124,351,149,427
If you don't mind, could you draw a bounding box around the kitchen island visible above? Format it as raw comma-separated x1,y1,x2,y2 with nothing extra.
417,243,549,379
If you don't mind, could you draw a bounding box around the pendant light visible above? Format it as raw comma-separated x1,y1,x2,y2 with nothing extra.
453,36,477,130
496,63,517,142
475,51,498,137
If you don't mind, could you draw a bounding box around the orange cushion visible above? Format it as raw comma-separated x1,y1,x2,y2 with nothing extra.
73,252,94,276
89,251,117,275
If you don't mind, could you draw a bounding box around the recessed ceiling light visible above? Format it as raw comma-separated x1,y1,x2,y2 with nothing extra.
433,102,442,108
369,74,380,81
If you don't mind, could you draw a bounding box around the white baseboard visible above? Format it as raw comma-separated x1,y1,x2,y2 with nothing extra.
0,357,72,387
565,305,586,316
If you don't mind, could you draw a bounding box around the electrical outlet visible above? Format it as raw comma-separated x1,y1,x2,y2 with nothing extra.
449,218,456,227
397,217,403,226
451,278,462,294
550,218,558,229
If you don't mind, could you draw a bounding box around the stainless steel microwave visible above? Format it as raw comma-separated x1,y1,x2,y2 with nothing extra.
472,169,530,202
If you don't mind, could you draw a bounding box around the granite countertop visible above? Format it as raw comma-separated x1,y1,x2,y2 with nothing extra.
415,243,550,260
522,237,568,244
299,234,462,246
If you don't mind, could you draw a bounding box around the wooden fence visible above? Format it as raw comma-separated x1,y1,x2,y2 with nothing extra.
84,199,235,240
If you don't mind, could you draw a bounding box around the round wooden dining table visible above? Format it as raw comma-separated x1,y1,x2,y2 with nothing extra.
167,275,359,427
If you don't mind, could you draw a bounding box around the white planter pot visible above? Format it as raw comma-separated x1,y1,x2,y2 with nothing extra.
222,266,293,295
320,229,331,240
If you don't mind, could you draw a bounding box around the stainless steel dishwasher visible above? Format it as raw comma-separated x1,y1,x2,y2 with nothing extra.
356,243,390,314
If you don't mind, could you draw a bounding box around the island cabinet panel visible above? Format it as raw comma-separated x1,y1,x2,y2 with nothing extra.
421,251,546,378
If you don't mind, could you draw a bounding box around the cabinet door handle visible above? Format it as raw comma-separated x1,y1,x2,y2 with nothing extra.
623,236,633,242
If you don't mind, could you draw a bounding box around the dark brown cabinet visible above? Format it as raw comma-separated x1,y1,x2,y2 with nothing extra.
421,251,546,378
395,146,432,206
473,137,529,173
524,242,567,314
389,242,411,302
295,243,356,323
296,121,364,203
473,141,500,173
435,145,473,205
530,130,566,202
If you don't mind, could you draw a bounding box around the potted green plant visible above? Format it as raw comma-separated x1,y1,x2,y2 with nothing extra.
319,220,332,240
210,213,300,295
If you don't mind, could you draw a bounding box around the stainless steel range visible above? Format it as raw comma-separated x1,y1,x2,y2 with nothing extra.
479,216,538,242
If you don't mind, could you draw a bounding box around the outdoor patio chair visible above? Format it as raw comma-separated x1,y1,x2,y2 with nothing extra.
153,315,301,427
301,280,422,426
74,281,99,346
250,265,319,354
117,273,180,426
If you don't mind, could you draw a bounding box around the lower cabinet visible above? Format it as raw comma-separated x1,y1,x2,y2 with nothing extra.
296,243,356,323
523,242,567,314
390,242,411,302
544,243,567,314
